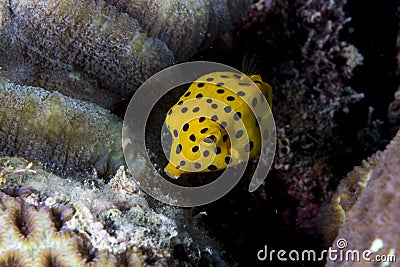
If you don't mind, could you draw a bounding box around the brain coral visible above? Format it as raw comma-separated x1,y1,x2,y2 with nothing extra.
0,82,123,178
0,0,252,109
0,189,161,267
323,129,400,266
0,157,229,266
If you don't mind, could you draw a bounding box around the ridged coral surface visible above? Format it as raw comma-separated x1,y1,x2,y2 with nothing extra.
0,157,227,266
0,190,155,267
0,0,252,109
316,155,378,246
0,83,123,178
325,130,400,266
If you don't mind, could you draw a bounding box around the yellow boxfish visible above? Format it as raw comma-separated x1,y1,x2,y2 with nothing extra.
164,71,273,179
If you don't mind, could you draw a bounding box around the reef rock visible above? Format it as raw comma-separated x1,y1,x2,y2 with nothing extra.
323,129,400,266
0,186,166,266
316,153,379,246
0,0,252,110
0,157,228,266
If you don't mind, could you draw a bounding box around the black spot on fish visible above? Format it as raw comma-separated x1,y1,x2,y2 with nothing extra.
236,130,243,138
201,128,208,134
184,92,191,97
211,104,218,109
190,134,196,141
227,96,235,101
192,146,199,152
217,82,224,86
223,134,229,142
217,89,225,94
233,112,242,121
208,165,218,171
224,106,232,113
252,97,258,107
204,135,215,143
245,141,254,152
197,83,205,88
173,129,178,137
178,101,183,105
237,91,245,96
233,74,241,79
220,75,229,78
239,82,250,86
203,150,210,157
176,144,182,154
214,147,222,154
211,115,218,121
194,163,201,169
181,107,188,113
196,93,203,99
180,160,185,166
199,116,206,122
221,121,227,129
206,77,214,82
183,123,189,132
193,107,200,113
225,156,232,164
206,98,212,103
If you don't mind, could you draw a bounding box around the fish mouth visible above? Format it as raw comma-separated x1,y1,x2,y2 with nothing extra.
164,163,187,179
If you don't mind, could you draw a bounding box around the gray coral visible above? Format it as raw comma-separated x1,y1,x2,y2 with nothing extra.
0,0,252,110
324,129,400,266
0,157,228,266
0,82,123,178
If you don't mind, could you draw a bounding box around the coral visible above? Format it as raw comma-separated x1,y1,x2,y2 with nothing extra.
0,189,157,267
388,88,400,124
0,0,252,110
0,82,123,178
316,154,379,246
0,156,229,266
108,0,252,62
324,129,400,266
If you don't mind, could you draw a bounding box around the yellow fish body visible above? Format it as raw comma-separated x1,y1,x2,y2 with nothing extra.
164,71,272,178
